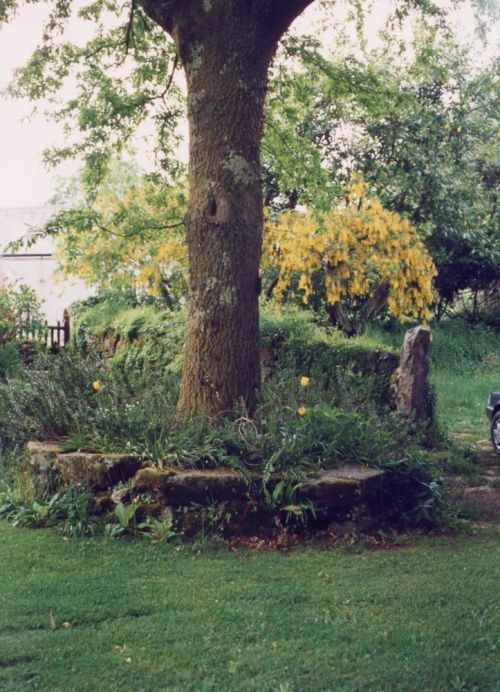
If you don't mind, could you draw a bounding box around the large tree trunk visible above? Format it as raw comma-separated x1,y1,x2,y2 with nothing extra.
138,0,315,417
177,32,269,417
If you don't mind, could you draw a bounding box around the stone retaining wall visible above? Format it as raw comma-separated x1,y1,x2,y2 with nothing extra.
27,441,387,536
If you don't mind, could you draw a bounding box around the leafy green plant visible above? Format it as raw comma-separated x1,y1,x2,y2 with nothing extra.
10,493,61,529
105,501,139,538
182,501,233,541
50,489,98,537
0,481,23,520
0,279,45,346
0,486,97,536
378,450,445,527
261,479,317,528
103,505,178,543
103,523,124,539
0,343,20,380
138,515,178,544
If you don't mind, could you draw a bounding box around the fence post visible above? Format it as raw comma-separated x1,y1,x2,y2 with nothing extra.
17,312,70,350
63,310,70,346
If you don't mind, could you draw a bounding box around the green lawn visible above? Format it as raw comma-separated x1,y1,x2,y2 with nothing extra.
432,363,498,448
1,523,499,691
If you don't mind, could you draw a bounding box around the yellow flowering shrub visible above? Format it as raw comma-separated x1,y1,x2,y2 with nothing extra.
56,181,188,301
263,180,436,329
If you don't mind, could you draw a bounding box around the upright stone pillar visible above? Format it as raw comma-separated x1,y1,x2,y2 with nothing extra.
395,326,433,423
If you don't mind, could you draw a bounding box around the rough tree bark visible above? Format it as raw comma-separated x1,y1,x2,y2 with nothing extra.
138,0,316,417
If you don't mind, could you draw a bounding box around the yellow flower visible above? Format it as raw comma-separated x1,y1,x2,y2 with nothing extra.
300,376,310,388
296,406,306,417
92,380,101,392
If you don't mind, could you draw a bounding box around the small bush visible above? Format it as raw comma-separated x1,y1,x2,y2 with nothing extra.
0,484,97,536
0,343,20,380
376,450,444,527
0,280,44,380
0,280,45,345
0,350,178,456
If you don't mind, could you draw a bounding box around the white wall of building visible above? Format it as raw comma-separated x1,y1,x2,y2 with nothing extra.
0,206,93,323
0,255,91,323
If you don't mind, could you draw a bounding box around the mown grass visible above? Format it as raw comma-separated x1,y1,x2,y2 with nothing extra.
1,522,499,691
432,364,498,447
428,318,498,448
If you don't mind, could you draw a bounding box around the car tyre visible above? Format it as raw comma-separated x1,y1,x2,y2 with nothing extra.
491,411,500,455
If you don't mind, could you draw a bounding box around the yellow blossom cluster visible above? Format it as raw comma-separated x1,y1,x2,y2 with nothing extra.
136,234,187,298
263,180,436,324
57,183,187,299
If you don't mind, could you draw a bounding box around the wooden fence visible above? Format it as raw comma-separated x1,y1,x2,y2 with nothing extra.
17,310,71,350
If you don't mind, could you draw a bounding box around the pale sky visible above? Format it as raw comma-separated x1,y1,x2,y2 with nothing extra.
0,4,61,206
0,0,491,208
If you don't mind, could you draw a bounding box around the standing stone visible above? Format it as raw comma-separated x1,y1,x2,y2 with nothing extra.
395,326,433,423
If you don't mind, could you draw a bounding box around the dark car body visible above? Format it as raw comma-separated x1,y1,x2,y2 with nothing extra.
486,391,500,422
486,391,500,455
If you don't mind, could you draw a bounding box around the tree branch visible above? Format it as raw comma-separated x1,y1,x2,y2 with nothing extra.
360,284,390,324
136,0,188,35
125,1,136,50
326,300,356,336
266,275,279,299
162,53,179,99
258,0,318,44
94,219,185,239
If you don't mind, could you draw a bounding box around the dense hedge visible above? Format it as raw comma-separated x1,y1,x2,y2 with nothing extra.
260,306,398,408
72,301,399,409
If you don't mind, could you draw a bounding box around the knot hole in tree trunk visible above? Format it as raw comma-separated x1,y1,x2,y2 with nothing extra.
209,197,217,217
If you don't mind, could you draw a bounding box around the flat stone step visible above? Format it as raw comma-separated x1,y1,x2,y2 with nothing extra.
28,441,65,484
26,441,146,491
27,441,65,455
298,465,384,508
132,463,385,511
132,467,260,505
55,452,145,491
